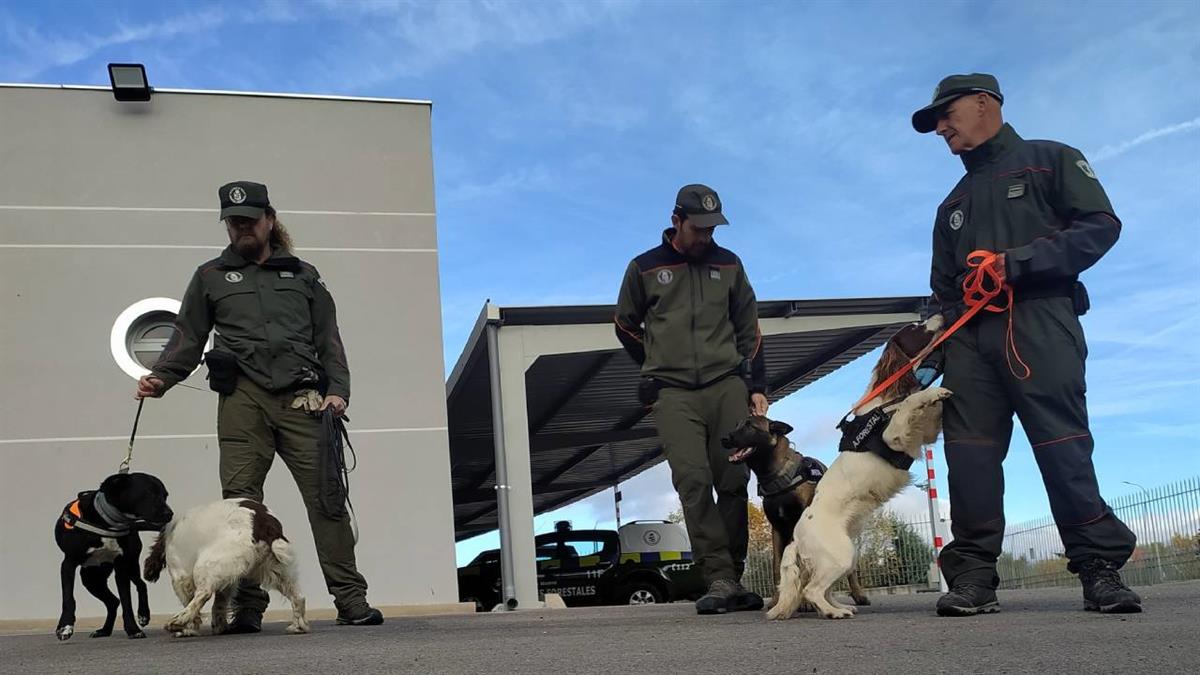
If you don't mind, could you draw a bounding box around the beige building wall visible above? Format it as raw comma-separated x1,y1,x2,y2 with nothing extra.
0,85,459,619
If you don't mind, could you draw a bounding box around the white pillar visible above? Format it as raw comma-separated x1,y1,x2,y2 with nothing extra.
492,315,541,609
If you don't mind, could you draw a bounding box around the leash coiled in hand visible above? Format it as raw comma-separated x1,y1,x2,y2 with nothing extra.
843,249,1028,420
319,409,359,543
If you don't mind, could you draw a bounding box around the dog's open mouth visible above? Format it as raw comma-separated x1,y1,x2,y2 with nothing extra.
727,447,755,464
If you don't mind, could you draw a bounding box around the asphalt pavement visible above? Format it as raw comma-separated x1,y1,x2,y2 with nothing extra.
4,581,1197,674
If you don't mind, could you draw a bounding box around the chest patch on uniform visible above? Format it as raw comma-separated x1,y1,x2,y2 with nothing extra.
709,266,721,280
949,209,964,230
1007,183,1026,199
278,271,294,278
656,269,673,285
225,271,244,283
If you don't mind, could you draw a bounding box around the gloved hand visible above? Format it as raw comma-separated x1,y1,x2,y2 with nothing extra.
915,366,939,387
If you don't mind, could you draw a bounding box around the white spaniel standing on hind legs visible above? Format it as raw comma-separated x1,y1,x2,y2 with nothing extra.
768,316,951,620
143,499,309,636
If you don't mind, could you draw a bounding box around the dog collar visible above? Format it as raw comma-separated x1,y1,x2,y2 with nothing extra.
61,494,132,538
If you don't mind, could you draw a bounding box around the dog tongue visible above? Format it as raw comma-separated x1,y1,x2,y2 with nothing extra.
728,448,752,463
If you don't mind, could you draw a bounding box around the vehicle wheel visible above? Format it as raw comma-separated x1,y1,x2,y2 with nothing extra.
620,581,665,605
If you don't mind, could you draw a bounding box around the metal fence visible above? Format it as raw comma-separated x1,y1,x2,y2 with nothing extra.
739,476,1200,598
999,476,1200,589
740,510,938,598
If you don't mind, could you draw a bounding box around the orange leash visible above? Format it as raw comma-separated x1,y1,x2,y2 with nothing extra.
845,250,1029,417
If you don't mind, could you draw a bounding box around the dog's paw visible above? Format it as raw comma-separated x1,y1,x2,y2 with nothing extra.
126,630,147,639
55,625,74,641
138,611,151,627
286,620,310,634
89,628,113,638
765,606,793,621
852,595,872,607
927,386,953,402
822,607,855,619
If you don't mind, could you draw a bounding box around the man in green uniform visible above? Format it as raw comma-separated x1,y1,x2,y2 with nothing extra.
912,74,1140,616
136,181,383,630
615,184,768,614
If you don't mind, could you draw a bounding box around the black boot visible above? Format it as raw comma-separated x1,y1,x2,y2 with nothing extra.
224,611,263,634
336,604,384,626
695,579,739,615
936,582,1000,617
729,581,764,612
1078,559,1142,614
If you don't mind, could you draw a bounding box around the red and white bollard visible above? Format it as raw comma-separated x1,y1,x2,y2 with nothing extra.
924,445,949,593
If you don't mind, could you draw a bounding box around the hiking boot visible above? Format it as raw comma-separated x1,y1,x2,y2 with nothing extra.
224,611,262,634
1079,559,1142,614
936,582,1000,617
729,581,764,612
695,579,739,615
336,605,385,626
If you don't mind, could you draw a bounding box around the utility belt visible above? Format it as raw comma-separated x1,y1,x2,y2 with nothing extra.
1013,280,1090,316
637,369,745,406
203,349,327,399
948,281,1090,325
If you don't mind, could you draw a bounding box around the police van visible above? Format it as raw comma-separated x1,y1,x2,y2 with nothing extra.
457,520,704,610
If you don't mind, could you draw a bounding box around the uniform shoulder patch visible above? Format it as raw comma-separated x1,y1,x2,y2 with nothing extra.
1075,159,1097,179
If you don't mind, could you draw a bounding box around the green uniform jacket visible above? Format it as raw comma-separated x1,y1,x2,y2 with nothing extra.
614,228,765,393
152,246,351,401
930,123,1121,321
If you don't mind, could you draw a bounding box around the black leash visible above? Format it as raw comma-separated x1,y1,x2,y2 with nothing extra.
119,399,145,475
319,409,359,542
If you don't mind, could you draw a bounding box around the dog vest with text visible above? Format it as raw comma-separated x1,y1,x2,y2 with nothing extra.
836,407,915,471
758,453,828,498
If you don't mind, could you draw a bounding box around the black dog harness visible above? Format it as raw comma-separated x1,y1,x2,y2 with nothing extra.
836,405,916,471
757,449,828,498
60,491,135,538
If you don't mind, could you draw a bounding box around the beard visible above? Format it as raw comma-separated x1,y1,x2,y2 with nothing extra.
232,232,267,259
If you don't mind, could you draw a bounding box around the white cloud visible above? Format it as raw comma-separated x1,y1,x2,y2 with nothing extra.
1,6,230,80
1091,117,1200,162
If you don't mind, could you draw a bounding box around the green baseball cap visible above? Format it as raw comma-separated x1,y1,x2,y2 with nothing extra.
675,184,729,229
218,181,271,220
911,73,1003,134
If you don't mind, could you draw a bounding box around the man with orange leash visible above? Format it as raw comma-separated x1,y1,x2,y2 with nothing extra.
912,74,1139,616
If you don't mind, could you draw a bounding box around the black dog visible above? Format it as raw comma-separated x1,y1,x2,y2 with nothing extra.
54,472,173,640
722,416,869,606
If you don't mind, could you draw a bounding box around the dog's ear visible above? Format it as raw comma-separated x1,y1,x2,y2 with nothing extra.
100,472,131,493
768,420,794,437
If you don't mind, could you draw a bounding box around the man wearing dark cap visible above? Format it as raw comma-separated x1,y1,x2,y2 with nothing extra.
615,184,768,614
912,75,1140,616
135,181,383,630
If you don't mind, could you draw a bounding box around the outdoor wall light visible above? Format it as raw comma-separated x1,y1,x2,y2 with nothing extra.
107,63,151,101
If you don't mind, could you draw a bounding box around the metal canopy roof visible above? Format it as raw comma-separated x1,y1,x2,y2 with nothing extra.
446,297,925,540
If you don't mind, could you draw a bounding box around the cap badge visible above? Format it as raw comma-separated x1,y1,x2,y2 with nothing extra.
229,186,247,204
701,194,717,212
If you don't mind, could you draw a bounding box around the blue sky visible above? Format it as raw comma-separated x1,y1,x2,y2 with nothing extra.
4,0,1197,565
